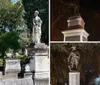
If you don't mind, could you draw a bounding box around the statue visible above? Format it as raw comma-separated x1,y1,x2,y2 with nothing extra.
68,46,80,71
25,64,30,72
32,10,43,43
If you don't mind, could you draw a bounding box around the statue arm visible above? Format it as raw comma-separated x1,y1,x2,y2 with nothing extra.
40,18,43,24
38,17,42,26
33,20,35,26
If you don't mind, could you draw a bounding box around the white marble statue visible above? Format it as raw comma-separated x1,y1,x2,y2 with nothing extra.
68,46,80,71
25,64,30,72
32,10,42,43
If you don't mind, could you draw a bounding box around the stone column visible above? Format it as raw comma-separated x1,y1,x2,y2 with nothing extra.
27,43,49,85
69,72,80,85
34,43,49,85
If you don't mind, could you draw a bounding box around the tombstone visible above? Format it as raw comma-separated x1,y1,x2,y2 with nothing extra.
62,16,89,41
4,59,21,79
5,59,21,73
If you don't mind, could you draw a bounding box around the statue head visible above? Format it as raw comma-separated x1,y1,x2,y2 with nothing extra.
34,10,39,17
71,46,76,51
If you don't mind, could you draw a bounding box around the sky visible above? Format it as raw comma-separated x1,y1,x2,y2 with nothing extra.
11,0,18,3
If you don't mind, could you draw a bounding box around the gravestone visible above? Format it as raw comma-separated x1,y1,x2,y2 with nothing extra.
5,59,21,73
4,59,21,79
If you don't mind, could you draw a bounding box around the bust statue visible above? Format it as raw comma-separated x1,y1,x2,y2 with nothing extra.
32,10,43,43
68,46,80,71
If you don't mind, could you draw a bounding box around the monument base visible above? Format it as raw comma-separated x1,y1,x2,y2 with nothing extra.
69,72,80,85
0,72,2,79
62,29,89,41
24,72,33,78
1,73,18,80
35,72,49,85
27,42,49,85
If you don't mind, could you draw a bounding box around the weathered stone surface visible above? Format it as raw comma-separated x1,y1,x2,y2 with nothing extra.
69,72,80,85
0,77,33,85
5,59,21,73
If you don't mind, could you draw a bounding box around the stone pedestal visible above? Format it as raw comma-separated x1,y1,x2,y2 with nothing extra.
62,16,89,41
0,72,2,79
62,29,89,41
4,59,21,79
1,73,18,79
34,43,49,85
69,72,80,85
35,72,49,85
5,59,21,73
24,72,33,78
27,43,49,85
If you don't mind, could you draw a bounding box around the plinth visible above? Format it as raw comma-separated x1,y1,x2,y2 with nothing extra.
69,72,80,85
34,43,49,85
62,16,89,41
27,43,49,85
62,29,89,41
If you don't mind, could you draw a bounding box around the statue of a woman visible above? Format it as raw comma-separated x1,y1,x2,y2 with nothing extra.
32,10,42,43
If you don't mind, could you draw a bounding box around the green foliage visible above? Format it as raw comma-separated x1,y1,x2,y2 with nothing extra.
0,59,3,66
0,0,24,30
5,55,27,60
16,55,27,60
0,31,20,58
0,0,26,58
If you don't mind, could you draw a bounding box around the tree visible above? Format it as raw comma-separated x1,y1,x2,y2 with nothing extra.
0,0,24,31
0,0,26,58
0,31,20,58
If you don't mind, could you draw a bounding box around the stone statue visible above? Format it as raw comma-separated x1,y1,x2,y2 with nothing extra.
32,10,43,43
25,64,30,72
68,46,80,71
